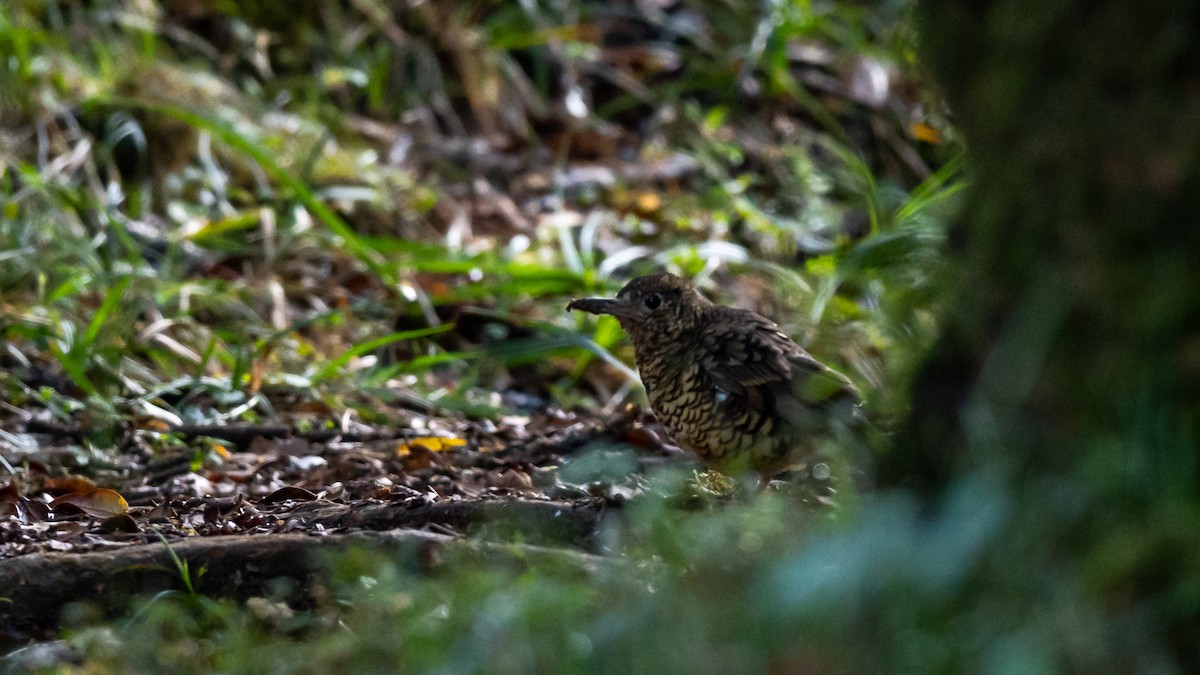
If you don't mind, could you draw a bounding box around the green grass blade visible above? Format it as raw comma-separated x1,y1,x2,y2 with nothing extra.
80,276,132,351
313,325,454,382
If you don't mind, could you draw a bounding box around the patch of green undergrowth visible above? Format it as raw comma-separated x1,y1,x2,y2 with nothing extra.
1,0,957,429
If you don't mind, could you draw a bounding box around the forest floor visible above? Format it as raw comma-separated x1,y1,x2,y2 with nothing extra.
0,1,958,666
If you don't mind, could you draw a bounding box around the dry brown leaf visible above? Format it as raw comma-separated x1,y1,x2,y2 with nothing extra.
99,513,141,533
491,469,534,490
262,486,318,504
42,474,97,495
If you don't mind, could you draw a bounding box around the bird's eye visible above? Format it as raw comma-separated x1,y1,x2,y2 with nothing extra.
643,293,662,310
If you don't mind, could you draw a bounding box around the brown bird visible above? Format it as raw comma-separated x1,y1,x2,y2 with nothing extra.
567,273,862,483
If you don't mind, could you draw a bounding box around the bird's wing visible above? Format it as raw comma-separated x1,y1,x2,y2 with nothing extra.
699,309,860,429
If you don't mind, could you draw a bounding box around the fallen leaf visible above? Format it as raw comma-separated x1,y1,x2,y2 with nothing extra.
42,474,97,495
398,436,467,455
398,446,438,472
634,191,661,215
99,513,141,533
21,498,49,522
262,486,318,504
138,417,173,432
50,488,130,518
147,502,176,522
51,521,89,539
490,469,534,490
910,122,942,144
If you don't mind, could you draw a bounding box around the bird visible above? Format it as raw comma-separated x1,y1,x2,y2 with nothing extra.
567,272,863,484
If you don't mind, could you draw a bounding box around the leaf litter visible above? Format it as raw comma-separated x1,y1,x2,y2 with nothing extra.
0,405,670,558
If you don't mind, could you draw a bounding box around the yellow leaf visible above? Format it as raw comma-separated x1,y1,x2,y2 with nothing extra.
910,122,942,145
634,192,662,214
51,488,129,518
140,418,172,432
397,436,467,456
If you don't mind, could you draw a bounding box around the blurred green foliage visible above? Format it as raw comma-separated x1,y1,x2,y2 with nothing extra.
67,475,1010,674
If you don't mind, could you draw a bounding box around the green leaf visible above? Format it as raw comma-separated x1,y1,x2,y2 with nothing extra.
313,325,454,382
78,276,132,354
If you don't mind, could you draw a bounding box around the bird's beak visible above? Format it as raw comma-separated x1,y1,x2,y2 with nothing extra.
566,295,638,319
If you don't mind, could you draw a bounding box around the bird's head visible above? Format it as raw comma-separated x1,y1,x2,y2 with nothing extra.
566,273,710,343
